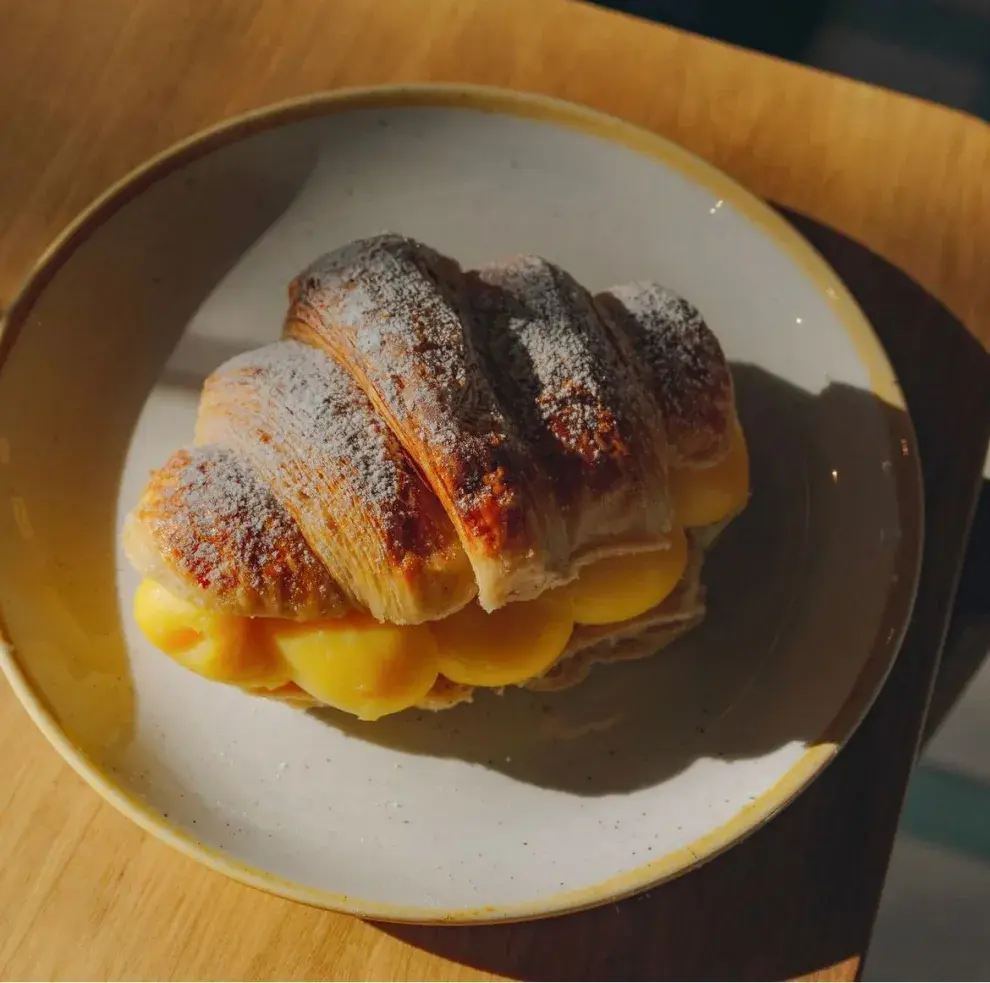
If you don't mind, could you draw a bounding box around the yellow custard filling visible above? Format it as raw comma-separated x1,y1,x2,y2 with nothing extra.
557,523,688,626
134,580,291,687
272,617,441,720
432,595,576,688
134,431,749,719
668,424,750,529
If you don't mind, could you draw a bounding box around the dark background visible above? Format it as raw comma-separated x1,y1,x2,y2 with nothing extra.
598,0,990,118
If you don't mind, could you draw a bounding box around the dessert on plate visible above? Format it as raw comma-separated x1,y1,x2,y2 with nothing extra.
124,234,749,720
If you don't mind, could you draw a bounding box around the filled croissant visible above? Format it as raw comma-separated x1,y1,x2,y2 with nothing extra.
124,234,749,719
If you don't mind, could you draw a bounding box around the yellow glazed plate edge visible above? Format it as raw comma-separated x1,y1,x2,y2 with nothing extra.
0,83,924,925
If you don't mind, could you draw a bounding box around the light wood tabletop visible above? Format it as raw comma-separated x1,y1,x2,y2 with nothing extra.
1,1,988,980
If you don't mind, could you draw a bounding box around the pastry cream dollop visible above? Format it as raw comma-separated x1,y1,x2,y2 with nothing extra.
272,616,441,720
134,429,749,720
668,424,750,530
432,595,575,688
134,579,290,686
558,523,688,626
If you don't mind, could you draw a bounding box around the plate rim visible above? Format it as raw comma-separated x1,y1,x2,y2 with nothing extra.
0,82,924,924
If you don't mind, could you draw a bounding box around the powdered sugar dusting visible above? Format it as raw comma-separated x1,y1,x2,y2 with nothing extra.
473,256,622,457
205,339,458,566
597,283,732,463
143,444,337,609
293,237,479,459
286,234,530,554
134,237,737,621
470,256,663,499
220,340,402,511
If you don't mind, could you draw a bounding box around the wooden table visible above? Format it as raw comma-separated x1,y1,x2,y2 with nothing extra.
1,1,988,980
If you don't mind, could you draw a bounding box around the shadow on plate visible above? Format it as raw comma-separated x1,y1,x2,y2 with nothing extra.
368,362,915,982
308,362,913,796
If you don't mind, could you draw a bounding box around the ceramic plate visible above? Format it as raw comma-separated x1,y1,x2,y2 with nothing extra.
0,85,922,923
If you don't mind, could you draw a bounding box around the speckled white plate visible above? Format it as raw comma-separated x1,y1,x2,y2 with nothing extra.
0,85,922,923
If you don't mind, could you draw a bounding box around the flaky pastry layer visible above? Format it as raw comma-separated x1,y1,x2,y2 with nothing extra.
125,234,743,688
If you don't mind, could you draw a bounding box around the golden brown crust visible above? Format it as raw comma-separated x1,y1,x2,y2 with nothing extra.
195,340,475,624
595,284,734,467
284,234,544,609
468,256,673,561
470,257,658,494
127,234,743,643
125,445,349,620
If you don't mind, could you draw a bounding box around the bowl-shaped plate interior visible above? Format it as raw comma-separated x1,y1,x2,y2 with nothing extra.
0,87,921,922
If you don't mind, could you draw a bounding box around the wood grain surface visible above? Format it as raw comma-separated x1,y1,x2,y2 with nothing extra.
1,1,989,980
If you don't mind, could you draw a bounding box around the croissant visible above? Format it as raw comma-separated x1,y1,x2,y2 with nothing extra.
124,234,749,719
